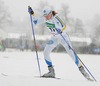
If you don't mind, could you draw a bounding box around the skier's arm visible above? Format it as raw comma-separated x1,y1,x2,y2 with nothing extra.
28,6,45,25
54,15,66,33
32,16,45,25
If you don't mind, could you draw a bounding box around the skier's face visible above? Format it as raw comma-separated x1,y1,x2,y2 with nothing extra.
44,13,52,20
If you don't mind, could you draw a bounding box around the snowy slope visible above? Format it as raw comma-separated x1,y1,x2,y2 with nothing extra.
0,51,100,86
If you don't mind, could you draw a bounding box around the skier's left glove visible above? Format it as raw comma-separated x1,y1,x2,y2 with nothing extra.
28,6,34,15
57,28,62,34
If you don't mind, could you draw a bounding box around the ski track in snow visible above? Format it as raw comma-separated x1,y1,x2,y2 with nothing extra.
0,51,100,86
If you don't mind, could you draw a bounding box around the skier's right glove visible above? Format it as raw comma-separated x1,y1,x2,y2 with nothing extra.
28,6,34,15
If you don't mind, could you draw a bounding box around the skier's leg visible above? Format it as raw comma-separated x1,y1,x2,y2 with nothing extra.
60,33,90,79
43,38,58,66
42,37,58,77
59,33,81,67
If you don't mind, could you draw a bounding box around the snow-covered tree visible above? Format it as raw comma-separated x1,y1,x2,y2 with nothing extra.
0,0,12,29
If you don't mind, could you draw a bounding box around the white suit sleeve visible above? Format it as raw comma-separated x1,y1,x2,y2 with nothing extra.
32,16,45,26
54,15,66,31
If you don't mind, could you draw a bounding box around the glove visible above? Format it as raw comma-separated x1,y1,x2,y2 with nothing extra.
28,6,34,15
57,28,62,34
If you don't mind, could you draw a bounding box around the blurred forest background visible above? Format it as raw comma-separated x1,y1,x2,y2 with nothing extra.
0,0,100,54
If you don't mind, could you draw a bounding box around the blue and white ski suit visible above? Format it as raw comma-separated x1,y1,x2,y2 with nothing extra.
32,14,81,67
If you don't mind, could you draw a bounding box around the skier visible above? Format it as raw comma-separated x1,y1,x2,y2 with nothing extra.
28,6,91,80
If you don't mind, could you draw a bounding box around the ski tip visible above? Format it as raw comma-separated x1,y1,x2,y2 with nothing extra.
1,73,8,76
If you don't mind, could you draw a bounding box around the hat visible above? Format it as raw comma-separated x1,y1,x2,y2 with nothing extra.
42,6,52,16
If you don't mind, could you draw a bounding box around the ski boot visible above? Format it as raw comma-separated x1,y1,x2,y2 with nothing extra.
79,65,93,81
42,66,55,78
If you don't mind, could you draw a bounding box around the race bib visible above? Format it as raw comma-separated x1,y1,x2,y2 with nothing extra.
46,22,56,32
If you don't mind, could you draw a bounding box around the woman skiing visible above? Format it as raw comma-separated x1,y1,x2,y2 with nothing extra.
28,6,91,80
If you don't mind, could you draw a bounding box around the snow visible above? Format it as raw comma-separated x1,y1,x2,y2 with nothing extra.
0,51,100,86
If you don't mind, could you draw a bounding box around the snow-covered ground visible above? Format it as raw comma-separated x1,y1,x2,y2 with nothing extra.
0,51,100,86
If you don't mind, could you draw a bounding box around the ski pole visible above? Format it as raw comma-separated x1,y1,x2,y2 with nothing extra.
55,29,97,81
28,7,41,76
